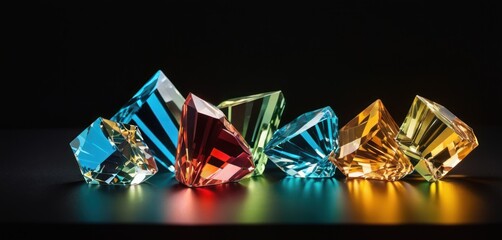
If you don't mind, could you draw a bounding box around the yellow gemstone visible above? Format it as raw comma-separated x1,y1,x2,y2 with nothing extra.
329,100,413,181
396,95,478,182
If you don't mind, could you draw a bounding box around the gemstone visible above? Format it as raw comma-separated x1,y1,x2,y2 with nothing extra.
217,91,286,176
111,70,184,172
329,100,413,181
69,117,158,185
175,93,255,187
396,95,479,182
264,107,338,178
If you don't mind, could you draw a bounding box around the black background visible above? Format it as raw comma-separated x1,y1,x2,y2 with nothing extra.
1,2,501,237
2,1,500,129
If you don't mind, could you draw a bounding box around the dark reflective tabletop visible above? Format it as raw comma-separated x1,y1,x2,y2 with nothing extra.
1,128,501,226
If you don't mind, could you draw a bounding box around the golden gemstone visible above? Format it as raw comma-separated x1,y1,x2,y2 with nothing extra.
396,95,478,182
329,100,413,181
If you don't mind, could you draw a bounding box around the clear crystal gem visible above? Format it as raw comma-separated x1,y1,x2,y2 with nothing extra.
70,117,158,185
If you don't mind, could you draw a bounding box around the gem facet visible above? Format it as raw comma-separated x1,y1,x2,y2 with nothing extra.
217,91,286,176
329,100,413,181
70,117,158,185
264,107,339,178
396,95,479,182
111,70,184,172
175,93,255,187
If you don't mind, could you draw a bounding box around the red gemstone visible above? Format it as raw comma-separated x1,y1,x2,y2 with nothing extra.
175,93,255,187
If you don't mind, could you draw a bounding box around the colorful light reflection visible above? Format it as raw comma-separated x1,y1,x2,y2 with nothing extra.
64,172,493,224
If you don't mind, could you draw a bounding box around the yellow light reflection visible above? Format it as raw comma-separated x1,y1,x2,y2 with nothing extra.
415,177,485,224
126,185,144,202
343,179,419,224
342,176,485,224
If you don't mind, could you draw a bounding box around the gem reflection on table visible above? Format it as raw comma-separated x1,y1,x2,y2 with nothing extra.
62,171,494,224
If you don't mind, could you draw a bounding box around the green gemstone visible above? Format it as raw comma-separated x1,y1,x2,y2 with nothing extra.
218,91,286,176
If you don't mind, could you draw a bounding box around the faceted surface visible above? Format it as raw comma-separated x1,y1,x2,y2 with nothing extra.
264,107,338,178
70,117,158,185
329,100,413,181
175,93,255,187
218,91,286,176
111,70,184,172
396,95,479,182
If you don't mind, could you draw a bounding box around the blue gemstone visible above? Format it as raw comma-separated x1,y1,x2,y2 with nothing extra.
264,107,339,178
69,117,158,185
111,70,184,172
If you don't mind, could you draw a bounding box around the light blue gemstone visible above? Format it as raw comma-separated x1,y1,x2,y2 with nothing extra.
69,117,158,185
264,107,339,178
111,70,185,172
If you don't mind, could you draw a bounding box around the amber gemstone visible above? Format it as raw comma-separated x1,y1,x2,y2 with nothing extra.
330,100,413,181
